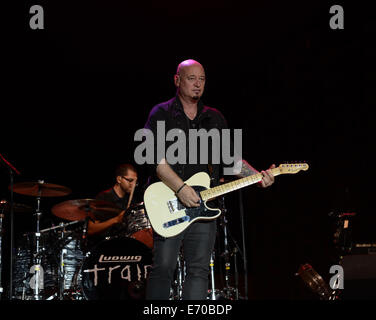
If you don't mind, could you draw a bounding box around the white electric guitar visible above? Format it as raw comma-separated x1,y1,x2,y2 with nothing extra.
143,163,309,238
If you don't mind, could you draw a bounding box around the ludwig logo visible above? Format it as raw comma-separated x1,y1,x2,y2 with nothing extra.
98,254,142,263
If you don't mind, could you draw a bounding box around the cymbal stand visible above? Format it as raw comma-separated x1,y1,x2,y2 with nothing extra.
58,223,67,300
233,247,239,300
218,196,239,300
170,248,185,300
208,251,216,300
80,201,91,251
220,212,231,293
176,250,185,300
31,182,44,300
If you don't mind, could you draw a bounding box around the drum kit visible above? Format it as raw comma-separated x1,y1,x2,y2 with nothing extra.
1,180,154,300
1,179,243,301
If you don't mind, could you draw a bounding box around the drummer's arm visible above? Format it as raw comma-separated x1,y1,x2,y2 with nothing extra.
87,210,125,236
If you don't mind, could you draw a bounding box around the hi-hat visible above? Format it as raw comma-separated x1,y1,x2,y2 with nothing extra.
51,199,122,221
10,181,72,197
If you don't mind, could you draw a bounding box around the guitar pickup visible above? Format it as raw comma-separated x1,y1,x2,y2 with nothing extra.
167,198,185,214
163,215,191,228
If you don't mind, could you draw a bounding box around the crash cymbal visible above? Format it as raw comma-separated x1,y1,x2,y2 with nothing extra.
51,199,122,221
0,200,33,213
10,181,72,197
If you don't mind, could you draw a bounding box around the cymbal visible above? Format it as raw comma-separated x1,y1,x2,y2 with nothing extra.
51,199,122,221
10,181,72,197
0,200,33,213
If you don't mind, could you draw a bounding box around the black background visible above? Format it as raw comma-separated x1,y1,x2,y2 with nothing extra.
1,1,375,300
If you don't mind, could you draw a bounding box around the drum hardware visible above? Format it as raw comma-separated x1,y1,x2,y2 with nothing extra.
29,182,45,300
52,231,85,300
11,180,72,300
13,231,59,300
166,195,242,300
39,219,85,234
208,196,240,300
56,223,83,300
218,205,239,300
232,247,239,300
170,249,186,300
39,221,84,300
16,220,86,300
176,250,185,300
207,248,238,300
208,251,216,300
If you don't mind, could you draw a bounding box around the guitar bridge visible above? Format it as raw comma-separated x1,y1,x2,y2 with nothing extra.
167,198,185,214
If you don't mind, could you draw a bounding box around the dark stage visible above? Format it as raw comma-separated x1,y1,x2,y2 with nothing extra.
1,1,375,302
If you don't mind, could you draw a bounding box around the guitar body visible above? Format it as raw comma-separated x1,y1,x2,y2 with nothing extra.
143,172,221,238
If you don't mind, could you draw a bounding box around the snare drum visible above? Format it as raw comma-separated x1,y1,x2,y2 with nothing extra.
80,236,152,300
124,202,153,248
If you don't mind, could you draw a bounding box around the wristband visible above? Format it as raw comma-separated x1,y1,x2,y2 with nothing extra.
175,183,187,196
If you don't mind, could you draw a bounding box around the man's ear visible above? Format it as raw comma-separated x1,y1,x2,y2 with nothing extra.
174,74,180,87
116,176,122,184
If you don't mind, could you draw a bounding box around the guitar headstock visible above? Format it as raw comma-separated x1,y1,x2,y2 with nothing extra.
278,163,309,174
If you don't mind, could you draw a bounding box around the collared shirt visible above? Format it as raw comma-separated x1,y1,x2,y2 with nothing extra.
144,95,229,186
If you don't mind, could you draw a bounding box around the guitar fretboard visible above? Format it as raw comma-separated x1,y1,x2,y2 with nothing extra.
200,167,281,201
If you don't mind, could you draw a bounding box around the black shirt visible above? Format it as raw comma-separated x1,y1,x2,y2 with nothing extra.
144,96,229,186
95,187,142,221
96,188,129,216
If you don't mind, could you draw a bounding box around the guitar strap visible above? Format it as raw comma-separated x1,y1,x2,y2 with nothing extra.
207,164,218,188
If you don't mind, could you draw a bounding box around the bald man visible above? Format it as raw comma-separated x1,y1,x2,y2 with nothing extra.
144,59,275,300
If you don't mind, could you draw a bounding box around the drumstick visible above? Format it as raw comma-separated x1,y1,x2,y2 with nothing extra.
126,181,136,209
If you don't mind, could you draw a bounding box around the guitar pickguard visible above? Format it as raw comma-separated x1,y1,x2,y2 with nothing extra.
162,186,220,229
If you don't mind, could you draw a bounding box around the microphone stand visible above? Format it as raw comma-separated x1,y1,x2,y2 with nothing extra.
0,153,21,300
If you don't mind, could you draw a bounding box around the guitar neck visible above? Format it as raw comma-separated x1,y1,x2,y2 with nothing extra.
200,167,282,201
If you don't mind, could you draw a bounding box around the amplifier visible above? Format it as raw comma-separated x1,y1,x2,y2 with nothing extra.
340,243,376,299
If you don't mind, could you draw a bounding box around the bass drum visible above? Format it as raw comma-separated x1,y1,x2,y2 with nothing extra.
80,236,152,300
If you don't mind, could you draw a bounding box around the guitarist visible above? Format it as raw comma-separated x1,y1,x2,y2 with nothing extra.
144,59,275,300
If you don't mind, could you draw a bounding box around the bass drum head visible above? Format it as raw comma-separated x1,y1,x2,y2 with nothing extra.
80,236,152,300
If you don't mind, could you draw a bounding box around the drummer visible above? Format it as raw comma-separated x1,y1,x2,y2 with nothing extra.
88,164,141,239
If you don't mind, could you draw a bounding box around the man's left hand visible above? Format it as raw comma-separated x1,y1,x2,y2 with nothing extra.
259,164,276,188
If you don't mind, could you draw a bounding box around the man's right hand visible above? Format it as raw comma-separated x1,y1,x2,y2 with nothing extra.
177,185,200,208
